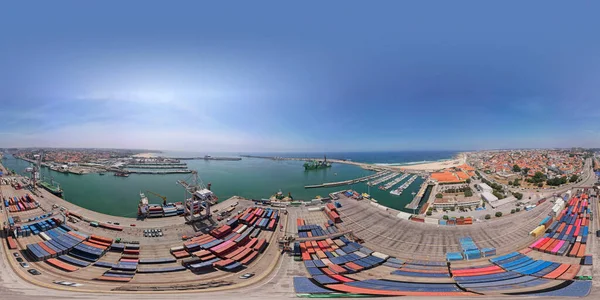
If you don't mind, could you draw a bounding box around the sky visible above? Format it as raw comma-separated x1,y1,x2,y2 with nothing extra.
1,1,599,152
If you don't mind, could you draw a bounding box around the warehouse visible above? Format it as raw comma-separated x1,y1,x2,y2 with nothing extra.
475,183,493,193
480,191,498,203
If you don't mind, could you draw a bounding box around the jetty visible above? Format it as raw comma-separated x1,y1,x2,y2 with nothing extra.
175,156,241,161
124,169,193,174
367,172,399,186
381,173,409,190
124,165,188,169
126,162,186,166
304,171,387,189
405,179,431,210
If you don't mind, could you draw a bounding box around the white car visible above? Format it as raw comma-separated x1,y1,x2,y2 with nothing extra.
53,281,83,287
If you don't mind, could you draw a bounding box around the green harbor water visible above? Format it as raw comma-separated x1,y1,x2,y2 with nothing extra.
1,155,425,217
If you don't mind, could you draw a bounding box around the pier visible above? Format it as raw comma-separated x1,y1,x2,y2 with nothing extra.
175,156,241,161
380,173,409,190
405,179,432,210
367,172,398,186
123,169,193,174
126,162,186,166
124,165,188,169
304,171,387,189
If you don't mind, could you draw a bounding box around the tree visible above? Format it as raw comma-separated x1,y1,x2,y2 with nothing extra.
485,214,491,220
464,189,473,197
495,211,503,217
436,193,443,198
537,182,544,188
513,192,523,200
443,215,449,220
569,175,579,183
522,167,531,175
511,209,516,214
426,210,432,216
516,207,521,212
512,164,521,172
450,206,456,212
466,178,471,184
508,181,513,186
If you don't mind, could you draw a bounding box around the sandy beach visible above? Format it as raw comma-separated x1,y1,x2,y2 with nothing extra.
132,152,159,158
392,153,467,171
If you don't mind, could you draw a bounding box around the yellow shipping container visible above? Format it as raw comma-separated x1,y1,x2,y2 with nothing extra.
529,225,546,237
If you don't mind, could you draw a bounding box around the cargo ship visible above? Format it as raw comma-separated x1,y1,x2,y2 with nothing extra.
304,155,332,170
114,172,129,177
38,180,63,198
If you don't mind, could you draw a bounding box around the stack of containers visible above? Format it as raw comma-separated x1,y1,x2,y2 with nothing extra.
162,204,178,217
481,248,496,257
325,203,341,223
530,192,589,257
147,204,164,218
175,203,185,215
459,237,481,260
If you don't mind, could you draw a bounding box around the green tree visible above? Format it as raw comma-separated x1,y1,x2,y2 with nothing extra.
464,189,473,197
426,210,432,216
495,211,503,217
513,192,523,200
466,178,471,184
511,209,516,214
569,175,579,183
512,165,521,172
516,207,521,212
436,193,443,198
485,214,491,220
443,215,449,220
522,167,531,175
450,206,456,212
537,182,544,188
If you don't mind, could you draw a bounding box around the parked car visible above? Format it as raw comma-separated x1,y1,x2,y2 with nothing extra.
13,253,20,258
239,273,255,279
28,269,41,275
19,262,29,268
54,280,83,287
16,257,24,263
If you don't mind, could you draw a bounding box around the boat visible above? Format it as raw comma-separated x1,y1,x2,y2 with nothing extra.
304,155,332,170
98,172,105,176
114,172,129,177
361,193,370,199
38,179,63,198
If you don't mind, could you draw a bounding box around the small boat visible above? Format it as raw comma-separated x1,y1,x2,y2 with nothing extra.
114,172,129,177
98,172,105,176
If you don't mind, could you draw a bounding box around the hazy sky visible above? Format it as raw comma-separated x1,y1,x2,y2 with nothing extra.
1,1,599,152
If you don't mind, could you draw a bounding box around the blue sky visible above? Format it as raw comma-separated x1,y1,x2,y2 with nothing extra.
1,1,599,152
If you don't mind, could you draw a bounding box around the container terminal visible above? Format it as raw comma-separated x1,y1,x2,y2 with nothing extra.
0,158,599,299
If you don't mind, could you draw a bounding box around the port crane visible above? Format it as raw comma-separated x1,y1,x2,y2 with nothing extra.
177,171,217,223
146,191,168,206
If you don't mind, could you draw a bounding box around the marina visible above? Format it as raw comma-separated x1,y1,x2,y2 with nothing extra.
390,174,418,196
304,171,385,189
380,173,409,190
367,171,398,186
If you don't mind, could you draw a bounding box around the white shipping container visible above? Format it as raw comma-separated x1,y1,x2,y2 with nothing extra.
371,251,390,260
307,207,323,212
396,211,412,220
236,224,248,234
40,232,51,241
170,246,184,253
424,217,438,225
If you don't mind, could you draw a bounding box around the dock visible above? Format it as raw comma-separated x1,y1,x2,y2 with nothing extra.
367,172,398,186
176,156,241,161
380,173,409,190
124,165,188,169
304,171,386,189
405,179,432,210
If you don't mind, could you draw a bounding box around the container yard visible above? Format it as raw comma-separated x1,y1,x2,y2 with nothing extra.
0,168,597,298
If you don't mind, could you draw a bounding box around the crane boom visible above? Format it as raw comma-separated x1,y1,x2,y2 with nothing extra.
146,190,167,205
